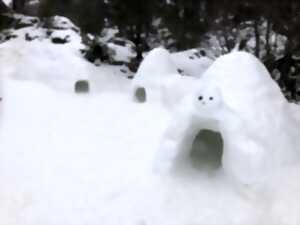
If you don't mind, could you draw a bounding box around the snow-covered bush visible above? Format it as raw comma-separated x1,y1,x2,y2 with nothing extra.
82,28,137,70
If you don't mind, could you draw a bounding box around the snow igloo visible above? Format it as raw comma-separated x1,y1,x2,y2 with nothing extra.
154,51,300,185
131,47,211,105
132,47,179,103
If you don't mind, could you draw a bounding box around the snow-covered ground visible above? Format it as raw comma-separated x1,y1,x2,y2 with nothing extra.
1,22,300,225
1,72,300,225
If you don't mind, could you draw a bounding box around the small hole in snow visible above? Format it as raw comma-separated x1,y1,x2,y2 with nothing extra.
75,80,90,93
135,87,146,103
198,96,203,101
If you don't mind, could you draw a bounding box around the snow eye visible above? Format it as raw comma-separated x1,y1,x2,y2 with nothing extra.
198,96,203,101
209,97,214,101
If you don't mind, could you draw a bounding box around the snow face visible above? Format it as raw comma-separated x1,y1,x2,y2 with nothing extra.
193,84,223,119
155,51,300,185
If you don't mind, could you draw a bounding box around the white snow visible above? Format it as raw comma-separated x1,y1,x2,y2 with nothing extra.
1,38,300,225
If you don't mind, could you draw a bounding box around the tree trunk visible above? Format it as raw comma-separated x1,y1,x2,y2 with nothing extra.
254,19,260,58
12,0,25,13
265,19,271,59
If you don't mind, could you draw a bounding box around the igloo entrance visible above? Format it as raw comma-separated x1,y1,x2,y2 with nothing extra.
75,80,90,93
189,129,223,171
135,87,146,102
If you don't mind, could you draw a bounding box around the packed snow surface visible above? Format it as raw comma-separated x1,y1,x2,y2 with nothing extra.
0,39,300,225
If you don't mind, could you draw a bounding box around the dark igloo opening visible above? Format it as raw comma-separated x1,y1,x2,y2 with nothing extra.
189,129,223,170
75,80,90,93
135,87,146,103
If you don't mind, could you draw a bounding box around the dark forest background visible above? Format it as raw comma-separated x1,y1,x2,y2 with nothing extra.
1,0,300,100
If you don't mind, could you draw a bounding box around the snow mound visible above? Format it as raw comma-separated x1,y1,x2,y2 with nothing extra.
0,37,130,93
0,34,88,91
154,51,300,185
135,47,178,78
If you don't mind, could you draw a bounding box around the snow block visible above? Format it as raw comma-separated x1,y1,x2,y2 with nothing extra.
154,51,300,185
